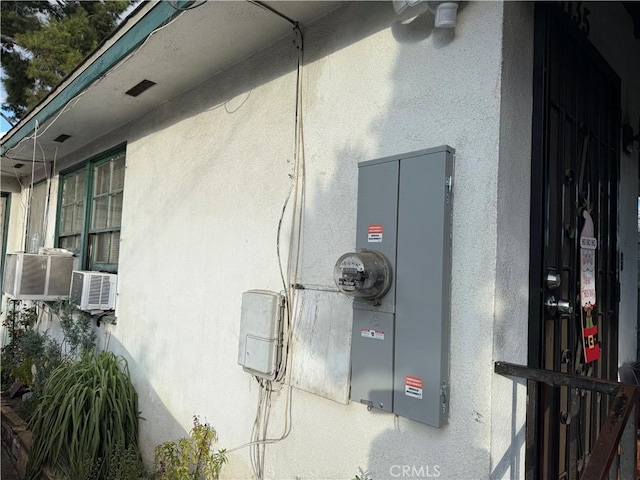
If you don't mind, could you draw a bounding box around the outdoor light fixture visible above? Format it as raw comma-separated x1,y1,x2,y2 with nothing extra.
393,0,461,29
392,0,423,15
428,1,460,28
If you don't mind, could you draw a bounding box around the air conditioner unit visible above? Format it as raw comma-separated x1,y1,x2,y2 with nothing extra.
3,253,74,301
70,271,117,311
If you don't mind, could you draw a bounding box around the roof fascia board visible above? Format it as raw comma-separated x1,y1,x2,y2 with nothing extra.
1,2,181,155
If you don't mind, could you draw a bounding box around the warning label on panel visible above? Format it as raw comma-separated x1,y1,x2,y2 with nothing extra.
368,224,383,243
405,375,423,399
360,328,384,340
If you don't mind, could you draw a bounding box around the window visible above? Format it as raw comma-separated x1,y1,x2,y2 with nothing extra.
57,148,126,272
26,182,48,253
59,170,86,252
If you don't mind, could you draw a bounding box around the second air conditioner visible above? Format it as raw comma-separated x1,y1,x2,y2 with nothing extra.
70,271,117,311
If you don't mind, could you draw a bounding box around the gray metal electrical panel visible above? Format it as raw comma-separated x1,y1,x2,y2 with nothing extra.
348,146,454,427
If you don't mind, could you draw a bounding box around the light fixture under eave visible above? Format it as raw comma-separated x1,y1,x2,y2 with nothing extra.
53,134,71,143
125,79,156,97
393,0,423,15
428,1,460,28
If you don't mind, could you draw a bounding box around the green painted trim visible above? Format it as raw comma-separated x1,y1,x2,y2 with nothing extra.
59,143,126,176
1,2,180,155
56,165,90,266
1,192,11,295
56,145,126,272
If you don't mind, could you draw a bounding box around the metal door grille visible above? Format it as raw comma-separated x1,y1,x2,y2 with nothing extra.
528,4,621,479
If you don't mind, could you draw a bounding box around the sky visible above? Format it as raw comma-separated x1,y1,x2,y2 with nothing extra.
0,82,11,137
0,1,139,139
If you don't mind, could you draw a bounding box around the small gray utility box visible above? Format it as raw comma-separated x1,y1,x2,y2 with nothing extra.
337,146,454,427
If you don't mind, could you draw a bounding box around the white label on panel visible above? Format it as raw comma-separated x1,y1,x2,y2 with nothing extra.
360,328,384,340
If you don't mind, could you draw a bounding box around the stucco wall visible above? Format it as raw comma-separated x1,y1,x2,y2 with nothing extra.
0,191,25,340
101,2,505,478
490,3,534,479
2,1,639,479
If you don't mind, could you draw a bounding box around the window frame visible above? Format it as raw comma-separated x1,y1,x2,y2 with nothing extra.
55,145,126,273
57,168,89,259
1,192,11,295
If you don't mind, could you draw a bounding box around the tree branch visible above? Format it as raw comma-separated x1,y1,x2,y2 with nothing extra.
1,34,18,46
1,112,17,127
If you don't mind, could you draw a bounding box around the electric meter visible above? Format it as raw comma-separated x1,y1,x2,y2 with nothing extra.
333,250,392,303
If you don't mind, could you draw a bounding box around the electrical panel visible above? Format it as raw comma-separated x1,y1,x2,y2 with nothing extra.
237,290,284,380
70,271,117,311
3,253,74,301
335,146,454,427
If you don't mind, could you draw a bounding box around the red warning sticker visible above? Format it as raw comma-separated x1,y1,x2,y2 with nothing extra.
368,224,383,243
360,328,384,340
405,375,423,399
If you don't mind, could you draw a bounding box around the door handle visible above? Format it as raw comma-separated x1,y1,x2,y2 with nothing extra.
545,295,573,314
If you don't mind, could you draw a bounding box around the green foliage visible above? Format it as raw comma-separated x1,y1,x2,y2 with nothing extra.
3,302,37,336
10,329,62,394
105,442,151,480
55,298,96,358
27,351,139,480
353,468,373,480
155,416,227,480
0,1,56,118
0,304,61,393
1,0,132,120
1,300,94,395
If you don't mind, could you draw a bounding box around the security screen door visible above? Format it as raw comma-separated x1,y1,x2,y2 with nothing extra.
528,3,621,479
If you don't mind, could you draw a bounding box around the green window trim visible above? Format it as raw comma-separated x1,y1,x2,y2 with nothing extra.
56,145,126,273
0,192,11,295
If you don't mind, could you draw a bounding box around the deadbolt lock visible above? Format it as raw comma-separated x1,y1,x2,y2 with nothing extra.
546,271,561,289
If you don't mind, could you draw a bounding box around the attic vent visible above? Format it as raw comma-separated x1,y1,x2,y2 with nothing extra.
53,134,71,143
125,79,156,97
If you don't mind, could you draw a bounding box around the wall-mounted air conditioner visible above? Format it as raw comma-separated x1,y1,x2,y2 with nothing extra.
70,271,117,311
3,253,74,301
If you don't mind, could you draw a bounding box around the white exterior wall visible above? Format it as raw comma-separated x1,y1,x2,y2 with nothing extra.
490,3,534,479
106,2,505,478
2,1,638,479
5,192,25,255
1,191,26,341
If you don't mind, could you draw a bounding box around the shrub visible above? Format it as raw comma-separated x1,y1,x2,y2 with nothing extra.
27,351,139,480
155,416,227,480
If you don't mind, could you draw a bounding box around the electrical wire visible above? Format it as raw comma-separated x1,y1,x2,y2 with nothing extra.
247,1,297,26
41,146,59,243
3,5,187,161
23,120,39,251
225,6,306,479
2,5,189,236
167,0,207,11
275,25,304,384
